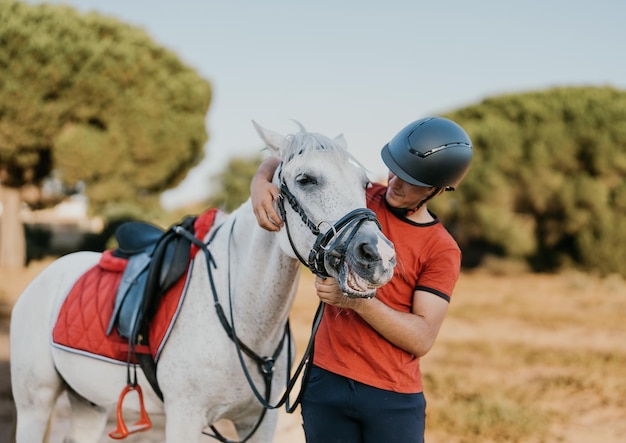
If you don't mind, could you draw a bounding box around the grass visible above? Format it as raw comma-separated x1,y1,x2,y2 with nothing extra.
429,387,549,443
421,268,626,442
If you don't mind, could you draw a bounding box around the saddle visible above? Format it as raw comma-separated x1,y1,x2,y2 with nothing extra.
106,215,197,342
105,215,197,440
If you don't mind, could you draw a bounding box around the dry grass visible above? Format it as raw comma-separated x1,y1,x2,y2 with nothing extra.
1,262,625,442
423,269,626,443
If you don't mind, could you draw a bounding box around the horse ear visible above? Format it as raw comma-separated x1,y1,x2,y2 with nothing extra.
252,120,287,154
334,133,347,150
290,119,306,133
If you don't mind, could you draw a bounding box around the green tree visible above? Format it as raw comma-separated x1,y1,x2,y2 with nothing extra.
207,155,264,212
433,86,626,276
0,1,211,268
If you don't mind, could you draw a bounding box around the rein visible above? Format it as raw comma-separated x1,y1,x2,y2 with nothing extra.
175,221,323,443
174,161,382,443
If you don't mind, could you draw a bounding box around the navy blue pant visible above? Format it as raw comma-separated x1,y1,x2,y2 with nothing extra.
301,365,426,443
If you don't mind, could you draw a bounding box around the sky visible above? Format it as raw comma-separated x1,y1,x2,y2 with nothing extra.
26,0,626,209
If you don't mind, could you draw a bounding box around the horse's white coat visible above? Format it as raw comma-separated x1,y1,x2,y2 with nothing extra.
10,121,395,443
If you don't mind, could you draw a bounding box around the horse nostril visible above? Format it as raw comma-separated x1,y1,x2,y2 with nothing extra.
359,243,381,263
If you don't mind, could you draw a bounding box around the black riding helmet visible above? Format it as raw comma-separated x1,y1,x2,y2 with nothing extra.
381,117,473,191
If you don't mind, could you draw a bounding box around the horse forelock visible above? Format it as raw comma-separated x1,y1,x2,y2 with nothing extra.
282,129,364,173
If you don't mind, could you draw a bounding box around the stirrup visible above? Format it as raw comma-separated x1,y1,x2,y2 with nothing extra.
108,384,152,439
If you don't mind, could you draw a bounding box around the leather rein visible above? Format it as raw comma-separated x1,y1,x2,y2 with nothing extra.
176,163,380,443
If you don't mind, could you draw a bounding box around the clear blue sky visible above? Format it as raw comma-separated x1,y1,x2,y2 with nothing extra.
27,0,626,209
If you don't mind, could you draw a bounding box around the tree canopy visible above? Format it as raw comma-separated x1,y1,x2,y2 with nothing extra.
433,86,626,277
206,155,264,213
0,1,211,267
0,1,211,212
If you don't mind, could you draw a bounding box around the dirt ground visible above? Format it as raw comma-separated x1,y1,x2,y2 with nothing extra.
1,259,625,442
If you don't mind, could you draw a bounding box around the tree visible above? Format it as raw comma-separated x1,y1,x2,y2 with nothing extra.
0,1,212,268
207,155,264,212
432,86,626,276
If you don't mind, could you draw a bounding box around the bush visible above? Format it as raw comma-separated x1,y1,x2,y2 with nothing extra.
432,86,626,277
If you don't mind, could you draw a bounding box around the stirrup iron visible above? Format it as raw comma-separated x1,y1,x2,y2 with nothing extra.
108,383,152,439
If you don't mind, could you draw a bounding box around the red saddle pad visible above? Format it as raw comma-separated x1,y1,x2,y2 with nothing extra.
52,209,218,363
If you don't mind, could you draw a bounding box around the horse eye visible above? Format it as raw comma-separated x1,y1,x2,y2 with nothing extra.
296,174,318,186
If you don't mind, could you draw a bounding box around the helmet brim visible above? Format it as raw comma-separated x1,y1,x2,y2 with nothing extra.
381,144,433,187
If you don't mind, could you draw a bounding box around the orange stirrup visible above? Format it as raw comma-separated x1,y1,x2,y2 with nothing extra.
108,383,152,439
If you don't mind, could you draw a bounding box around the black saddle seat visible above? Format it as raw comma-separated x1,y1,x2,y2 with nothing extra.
114,222,165,257
108,216,197,340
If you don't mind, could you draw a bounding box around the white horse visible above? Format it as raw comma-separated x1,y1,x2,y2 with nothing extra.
10,121,396,443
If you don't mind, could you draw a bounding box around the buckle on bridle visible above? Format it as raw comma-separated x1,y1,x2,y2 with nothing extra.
259,357,275,376
315,220,337,251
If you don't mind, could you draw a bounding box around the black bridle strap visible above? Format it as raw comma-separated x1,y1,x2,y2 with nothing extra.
278,186,381,277
278,181,320,235
175,225,283,443
218,219,324,412
174,224,285,367
176,221,323,442
277,179,381,277
276,185,313,271
308,208,380,277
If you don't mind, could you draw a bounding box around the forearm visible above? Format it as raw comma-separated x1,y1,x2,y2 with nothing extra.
350,297,438,358
251,156,283,231
315,277,447,357
253,156,281,184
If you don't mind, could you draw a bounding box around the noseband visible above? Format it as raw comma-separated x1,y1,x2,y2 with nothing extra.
276,171,381,277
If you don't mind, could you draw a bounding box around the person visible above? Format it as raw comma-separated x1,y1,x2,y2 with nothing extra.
250,116,473,443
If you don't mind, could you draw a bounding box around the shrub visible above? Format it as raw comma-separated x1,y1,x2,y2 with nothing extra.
433,86,626,277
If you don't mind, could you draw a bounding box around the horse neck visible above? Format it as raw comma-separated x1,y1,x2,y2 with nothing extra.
213,203,301,352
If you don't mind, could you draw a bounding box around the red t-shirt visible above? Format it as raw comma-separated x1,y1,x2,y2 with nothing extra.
312,183,461,393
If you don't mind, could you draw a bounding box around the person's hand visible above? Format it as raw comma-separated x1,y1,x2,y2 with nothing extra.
251,179,282,231
250,157,283,231
314,276,363,309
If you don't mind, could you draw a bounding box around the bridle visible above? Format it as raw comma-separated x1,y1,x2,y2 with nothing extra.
276,163,381,278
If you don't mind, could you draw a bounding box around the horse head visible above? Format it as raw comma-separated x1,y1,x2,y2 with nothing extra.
253,120,396,298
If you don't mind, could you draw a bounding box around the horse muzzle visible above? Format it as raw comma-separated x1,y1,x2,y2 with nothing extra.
319,218,396,299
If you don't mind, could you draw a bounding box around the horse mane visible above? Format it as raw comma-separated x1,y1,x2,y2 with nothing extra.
281,122,367,172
